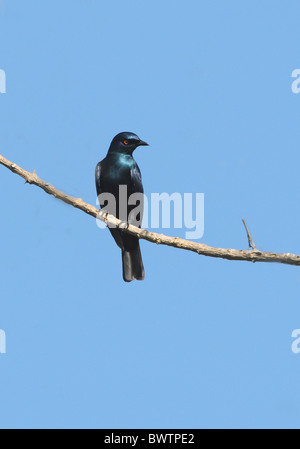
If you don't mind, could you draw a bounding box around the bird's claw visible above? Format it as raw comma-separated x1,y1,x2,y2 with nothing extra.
118,220,129,232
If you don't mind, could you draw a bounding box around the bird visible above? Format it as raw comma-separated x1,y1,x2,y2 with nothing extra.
95,132,148,282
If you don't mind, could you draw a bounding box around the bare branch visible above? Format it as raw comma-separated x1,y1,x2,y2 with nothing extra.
1,154,300,267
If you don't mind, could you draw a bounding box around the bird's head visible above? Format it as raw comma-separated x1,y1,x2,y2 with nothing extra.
108,132,149,155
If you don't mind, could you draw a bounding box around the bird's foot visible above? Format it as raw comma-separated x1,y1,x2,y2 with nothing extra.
118,220,129,231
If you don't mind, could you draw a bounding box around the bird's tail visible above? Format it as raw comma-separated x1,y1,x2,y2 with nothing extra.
122,244,145,282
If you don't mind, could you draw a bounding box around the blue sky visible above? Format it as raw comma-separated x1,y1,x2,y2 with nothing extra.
0,0,300,429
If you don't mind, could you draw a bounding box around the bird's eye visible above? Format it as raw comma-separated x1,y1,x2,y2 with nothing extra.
123,140,129,145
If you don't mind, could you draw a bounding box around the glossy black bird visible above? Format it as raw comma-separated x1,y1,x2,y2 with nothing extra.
95,132,148,282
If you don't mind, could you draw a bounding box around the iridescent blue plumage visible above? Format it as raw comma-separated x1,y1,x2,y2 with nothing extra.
95,132,148,282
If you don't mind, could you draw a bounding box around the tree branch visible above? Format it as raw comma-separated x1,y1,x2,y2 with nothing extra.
1,153,299,267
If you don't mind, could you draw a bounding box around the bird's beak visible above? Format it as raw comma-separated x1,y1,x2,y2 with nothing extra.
137,140,149,147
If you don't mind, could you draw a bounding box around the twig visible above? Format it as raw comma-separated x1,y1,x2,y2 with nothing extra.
242,218,257,251
1,154,300,267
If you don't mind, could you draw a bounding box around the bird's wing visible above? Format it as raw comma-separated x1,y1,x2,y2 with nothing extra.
96,160,124,249
129,164,144,228
95,162,102,196
130,164,143,194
